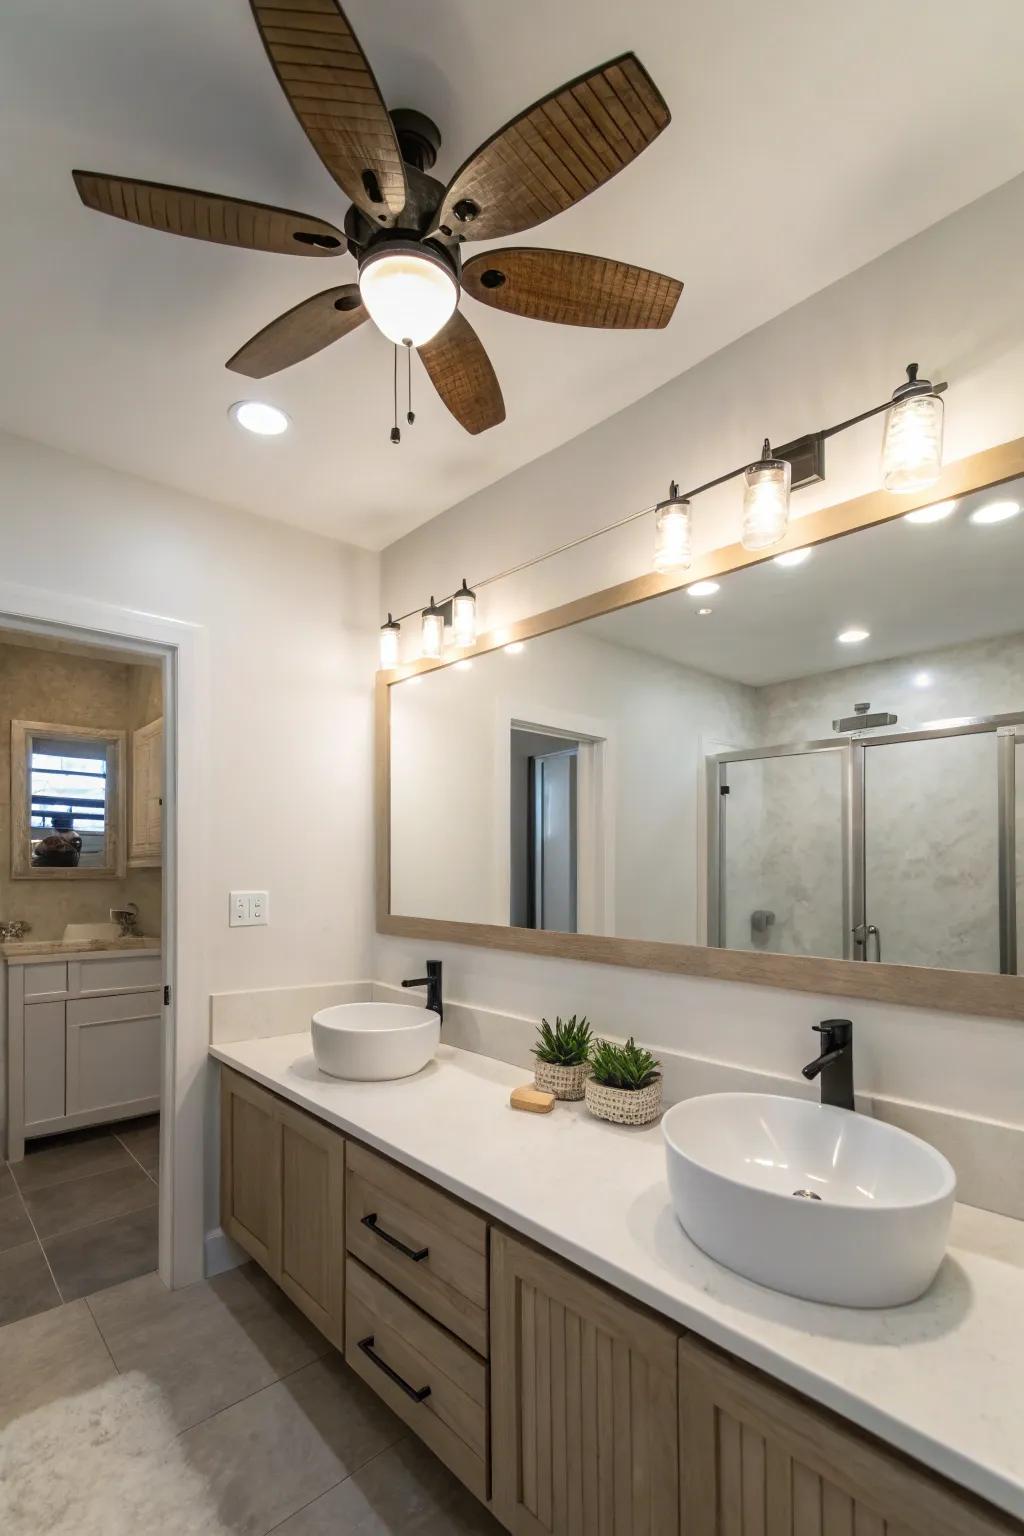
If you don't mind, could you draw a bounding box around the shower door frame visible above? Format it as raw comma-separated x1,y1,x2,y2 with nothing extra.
709,710,1022,974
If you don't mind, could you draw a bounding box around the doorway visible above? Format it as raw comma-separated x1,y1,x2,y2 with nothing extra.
510,727,580,933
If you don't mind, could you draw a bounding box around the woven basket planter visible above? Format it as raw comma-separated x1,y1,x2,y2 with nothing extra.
534,1060,590,1101
584,1076,663,1127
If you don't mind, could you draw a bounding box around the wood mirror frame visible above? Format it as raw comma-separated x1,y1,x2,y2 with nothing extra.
11,720,127,881
377,435,1024,1020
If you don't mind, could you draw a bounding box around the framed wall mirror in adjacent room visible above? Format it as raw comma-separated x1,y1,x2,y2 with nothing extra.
11,720,126,879
378,437,1024,1018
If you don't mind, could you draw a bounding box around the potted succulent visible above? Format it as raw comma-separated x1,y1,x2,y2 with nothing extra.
585,1036,663,1126
532,1015,593,1100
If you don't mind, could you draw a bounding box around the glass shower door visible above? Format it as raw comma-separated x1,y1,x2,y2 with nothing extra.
861,732,1001,972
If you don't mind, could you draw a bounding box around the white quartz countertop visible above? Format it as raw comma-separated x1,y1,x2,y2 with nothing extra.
210,1035,1024,1521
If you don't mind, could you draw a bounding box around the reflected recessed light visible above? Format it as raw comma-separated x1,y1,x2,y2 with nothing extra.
229,400,290,436
904,499,957,524
970,499,1021,525
696,607,713,617
406,675,423,686
455,659,473,671
773,548,812,567
837,627,870,644
687,580,720,597
913,671,933,688
504,642,525,655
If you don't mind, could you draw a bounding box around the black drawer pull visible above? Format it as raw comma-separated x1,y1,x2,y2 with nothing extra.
357,1335,431,1403
360,1212,428,1262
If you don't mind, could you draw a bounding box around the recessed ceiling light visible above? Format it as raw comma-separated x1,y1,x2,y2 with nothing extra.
696,607,713,617
773,548,812,567
913,671,933,688
455,659,473,671
504,642,525,655
904,499,957,524
687,580,720,597
229,400,290,436
970,499,1021,525
837,627,870,644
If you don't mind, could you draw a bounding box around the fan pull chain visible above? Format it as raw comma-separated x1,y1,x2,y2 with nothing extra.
406,341,415,425
390,345,400,444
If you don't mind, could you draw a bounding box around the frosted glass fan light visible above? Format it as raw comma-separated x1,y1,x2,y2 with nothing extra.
358,242,458,347
452,579,477,646
379,614,400,669
741,440,791,550
653,484,692,571
420,598,445,659
881,365,944,493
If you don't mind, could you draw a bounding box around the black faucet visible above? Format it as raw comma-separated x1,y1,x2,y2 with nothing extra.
801,1019,854,1110
401,960,443,1023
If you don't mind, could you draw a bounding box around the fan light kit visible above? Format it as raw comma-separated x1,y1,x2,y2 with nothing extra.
229,400,289,436
379,360,953,665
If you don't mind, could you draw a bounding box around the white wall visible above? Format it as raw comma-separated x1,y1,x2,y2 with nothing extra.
376,174,1024,1131
0,430,379,1234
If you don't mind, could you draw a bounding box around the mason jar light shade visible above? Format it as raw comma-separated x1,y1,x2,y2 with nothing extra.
420,598,445,659
653,490,692,572
881,375,944,493
379,615,401,669
452,579,477,646
741,441,791,550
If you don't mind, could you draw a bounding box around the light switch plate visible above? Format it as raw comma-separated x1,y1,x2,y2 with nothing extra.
229,891,269,927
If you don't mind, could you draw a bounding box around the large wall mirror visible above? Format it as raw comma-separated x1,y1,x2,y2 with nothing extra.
380,440,1024,1017
11,721,126,879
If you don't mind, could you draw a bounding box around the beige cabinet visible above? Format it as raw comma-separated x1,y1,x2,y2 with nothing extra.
491,1229,679,1536
678,1336,1017,1536
220,1067,345,1347
129,716,163,866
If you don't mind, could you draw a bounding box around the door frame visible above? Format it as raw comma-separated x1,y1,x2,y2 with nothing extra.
0,576,208,1289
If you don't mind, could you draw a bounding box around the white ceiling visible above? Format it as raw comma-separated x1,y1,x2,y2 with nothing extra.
589,480,1024,686
2,1,1024,550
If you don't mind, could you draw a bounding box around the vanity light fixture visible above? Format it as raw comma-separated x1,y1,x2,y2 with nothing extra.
452,578,477,646
774,547,812,567
969,499,1021,525
687,580,720,598
379,614,401,669
229,400,290,436
880,364,944,493
653,482,693,572
904,498,958,524
420,597,445,659
741,439,792,550
837,627,870,644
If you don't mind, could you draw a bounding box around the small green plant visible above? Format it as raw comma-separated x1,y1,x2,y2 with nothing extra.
532,1015,593,1067
589,1036,661,1091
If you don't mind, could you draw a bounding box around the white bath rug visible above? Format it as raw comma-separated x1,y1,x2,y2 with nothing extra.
0,1370,231,1536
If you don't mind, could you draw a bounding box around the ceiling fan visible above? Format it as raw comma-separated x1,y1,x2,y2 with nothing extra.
72,1,683,438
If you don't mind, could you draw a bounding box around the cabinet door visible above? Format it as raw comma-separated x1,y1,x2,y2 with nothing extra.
679,1336,1016,1536
130,717,163,865
220,1068,282,1276
23,1001,66,1129
65,991,161,1117
491,1229,679,1536
278,1098,345,1348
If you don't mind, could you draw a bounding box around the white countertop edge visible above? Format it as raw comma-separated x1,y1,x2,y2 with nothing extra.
2,943,162,963
210,1038,1024,1522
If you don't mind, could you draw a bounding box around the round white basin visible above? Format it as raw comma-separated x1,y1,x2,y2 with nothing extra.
662,1093,955,1307
311,1002,440,1082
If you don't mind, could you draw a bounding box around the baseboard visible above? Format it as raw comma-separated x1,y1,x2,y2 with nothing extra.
204,1225,246,1278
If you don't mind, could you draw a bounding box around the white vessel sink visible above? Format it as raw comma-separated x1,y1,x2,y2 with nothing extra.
662,1093,955,1307
62,922,122,943
311,1002,440,1082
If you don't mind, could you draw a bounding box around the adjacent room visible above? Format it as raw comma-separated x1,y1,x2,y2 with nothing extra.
1,2,1023,1534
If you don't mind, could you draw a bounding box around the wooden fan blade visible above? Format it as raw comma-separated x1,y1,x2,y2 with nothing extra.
428,54,669,243
249,0,407,227
72,171,345,256
226,284,366,377
463,248,682,329
418,311,505,435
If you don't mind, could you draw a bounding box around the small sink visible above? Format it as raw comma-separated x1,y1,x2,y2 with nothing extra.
62,922,123,943
662,1093,955,1307
311,1002,440,1082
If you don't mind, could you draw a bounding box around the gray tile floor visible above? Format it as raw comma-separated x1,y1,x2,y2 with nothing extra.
0,1114,159,1323
0,1260,502,1535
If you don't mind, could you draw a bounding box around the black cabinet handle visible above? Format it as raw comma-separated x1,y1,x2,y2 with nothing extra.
360,1212,428,1262
357,1336,431,1403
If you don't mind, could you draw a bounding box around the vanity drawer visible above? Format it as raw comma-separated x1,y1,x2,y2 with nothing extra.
346,1141,488,1355
23,962,68,1001
346,1256,488,1502
72,954,162,996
